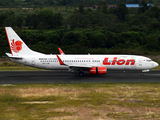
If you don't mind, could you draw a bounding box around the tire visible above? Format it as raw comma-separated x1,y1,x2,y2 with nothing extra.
141,72,144,76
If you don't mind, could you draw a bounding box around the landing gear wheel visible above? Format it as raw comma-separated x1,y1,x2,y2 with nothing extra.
141,72,144,76
79,71,84,77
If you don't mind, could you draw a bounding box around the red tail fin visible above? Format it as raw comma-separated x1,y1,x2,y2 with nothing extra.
58,48,65,55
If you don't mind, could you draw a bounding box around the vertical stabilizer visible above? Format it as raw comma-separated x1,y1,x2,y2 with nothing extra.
5,27,43,56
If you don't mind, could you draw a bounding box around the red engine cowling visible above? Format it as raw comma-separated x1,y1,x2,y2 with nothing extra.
89,67,106,75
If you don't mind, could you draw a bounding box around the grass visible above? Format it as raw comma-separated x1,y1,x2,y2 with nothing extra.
0,83,160,119
0,59,43,71
0,66,44,71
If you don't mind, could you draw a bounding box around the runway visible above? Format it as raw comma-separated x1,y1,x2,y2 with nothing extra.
0,70,160,84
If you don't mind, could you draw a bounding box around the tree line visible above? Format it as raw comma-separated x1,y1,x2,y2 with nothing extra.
0,1,160,56
0,0,158,8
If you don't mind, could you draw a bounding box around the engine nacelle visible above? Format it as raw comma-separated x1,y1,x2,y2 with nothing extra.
89,67,107,75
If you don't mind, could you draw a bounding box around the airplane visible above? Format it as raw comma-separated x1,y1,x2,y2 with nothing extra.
5,27,159,76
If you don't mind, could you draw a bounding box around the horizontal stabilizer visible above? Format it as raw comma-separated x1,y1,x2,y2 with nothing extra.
6,53,22,59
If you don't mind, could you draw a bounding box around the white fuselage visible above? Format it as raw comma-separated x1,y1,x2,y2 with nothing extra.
10,54,158,71
5,27,159,74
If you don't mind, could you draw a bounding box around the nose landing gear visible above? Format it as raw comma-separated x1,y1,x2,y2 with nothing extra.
141,70,149,76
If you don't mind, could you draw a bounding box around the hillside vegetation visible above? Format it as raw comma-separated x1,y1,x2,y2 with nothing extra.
0,0,159,7
0,0,160,56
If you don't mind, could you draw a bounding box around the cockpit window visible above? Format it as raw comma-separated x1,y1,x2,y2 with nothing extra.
146,60,152,62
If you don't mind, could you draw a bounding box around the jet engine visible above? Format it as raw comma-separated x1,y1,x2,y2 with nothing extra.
89,67,106,75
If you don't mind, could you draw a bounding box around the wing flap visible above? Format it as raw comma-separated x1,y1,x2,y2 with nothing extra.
69,65,92,68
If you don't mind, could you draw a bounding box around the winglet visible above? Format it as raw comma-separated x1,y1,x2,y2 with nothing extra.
56,55,65,65
58,48,65,55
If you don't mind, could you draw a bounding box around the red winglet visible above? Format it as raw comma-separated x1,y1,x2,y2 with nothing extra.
58,48,65,55
56,55,65,65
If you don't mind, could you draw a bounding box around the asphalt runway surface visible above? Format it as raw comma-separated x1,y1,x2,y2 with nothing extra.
0,70,160,84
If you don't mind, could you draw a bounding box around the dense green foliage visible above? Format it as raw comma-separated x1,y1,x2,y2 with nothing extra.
0,0,158,7
0,1,160,56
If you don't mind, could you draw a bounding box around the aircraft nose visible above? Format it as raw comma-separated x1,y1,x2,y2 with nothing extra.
153,62,159,68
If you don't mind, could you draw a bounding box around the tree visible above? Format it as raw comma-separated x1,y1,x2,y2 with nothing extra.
0,31,8,56
37,8,54,29
81,30,94,48
0,12,7,26
130,18,143,26
114,3,128,21
34,41,47,53
133,0,139,4
0,0,5,6
149,21,160,32
91,32,107,48
146,34,159,51
51,13,63,28
98,1,107,13
78,3,84,13
61,31,81,45
104,31,115,48
138,0,149,14
115,32,142,49
14,15,24,28
148,0,153,4
3,11,16,27
145,7,160,18
46,32,61,45
44,0,55,5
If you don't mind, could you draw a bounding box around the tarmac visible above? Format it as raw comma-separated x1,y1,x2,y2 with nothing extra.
0,70,160,84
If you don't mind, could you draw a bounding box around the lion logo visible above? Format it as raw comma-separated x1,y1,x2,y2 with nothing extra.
11,39,23,53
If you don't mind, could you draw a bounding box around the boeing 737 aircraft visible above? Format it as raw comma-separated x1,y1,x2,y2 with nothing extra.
5,27,159,76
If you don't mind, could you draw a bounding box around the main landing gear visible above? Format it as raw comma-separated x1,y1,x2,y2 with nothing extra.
141,72,144,76
79,71,84,77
